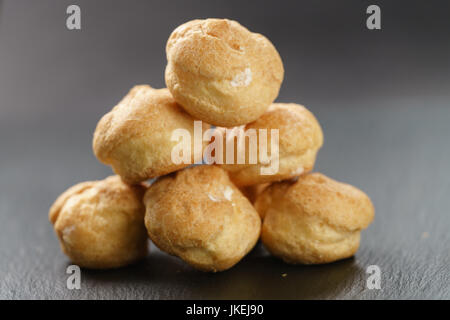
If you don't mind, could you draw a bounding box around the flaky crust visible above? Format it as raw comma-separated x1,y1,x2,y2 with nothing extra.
144,165,261,272
218,103,323,186
165,19,284,126
257,173,374,264
49,176,148,269
93,85,210,184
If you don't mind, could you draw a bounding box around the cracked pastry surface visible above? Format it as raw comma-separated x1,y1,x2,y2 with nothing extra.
144,165,261,272
256,173,374,264
49,176,148,269
165,18,284,127
93,85,210,184
217,103,323,187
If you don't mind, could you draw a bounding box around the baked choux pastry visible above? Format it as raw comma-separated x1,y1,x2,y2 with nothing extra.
239,183,270,204
165,19,284,127
144,165,261,272
256,173,374,264
93,85,210,184
218,103,323,187
49,176,148,269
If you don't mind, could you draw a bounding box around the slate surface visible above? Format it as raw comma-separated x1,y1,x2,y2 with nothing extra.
0,0,449,299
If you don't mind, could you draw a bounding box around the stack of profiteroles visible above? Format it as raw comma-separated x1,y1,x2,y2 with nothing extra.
49,19,374,272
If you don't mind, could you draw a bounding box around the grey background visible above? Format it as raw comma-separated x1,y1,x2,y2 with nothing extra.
0,0,449,299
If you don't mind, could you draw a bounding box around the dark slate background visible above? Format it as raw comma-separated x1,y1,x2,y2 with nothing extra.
0,0,449,299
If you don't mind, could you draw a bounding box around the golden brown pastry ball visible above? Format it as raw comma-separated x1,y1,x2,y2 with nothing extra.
165,19,284,127
144,165,261,272
218,103,323,187
93,85,210,184
49,176,148,269
257,173,374,264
